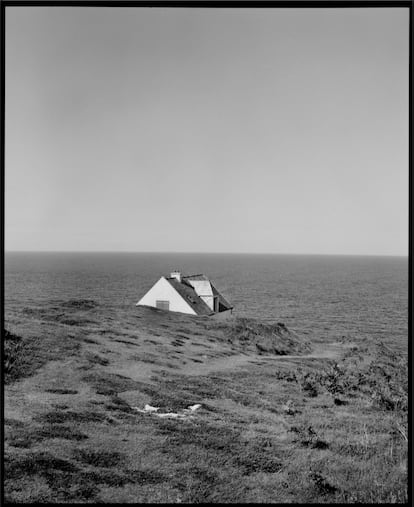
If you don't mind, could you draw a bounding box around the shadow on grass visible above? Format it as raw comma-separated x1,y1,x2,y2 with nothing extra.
82,371,142,396
72,449,123,467
5,446,168,503
45,388,78,395
7,423,89,448
5,452,79,481
34,409,113,425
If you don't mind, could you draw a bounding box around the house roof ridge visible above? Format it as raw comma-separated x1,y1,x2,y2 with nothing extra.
183,273,209,280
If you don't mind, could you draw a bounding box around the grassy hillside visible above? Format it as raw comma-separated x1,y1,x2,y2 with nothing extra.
4,301,408,503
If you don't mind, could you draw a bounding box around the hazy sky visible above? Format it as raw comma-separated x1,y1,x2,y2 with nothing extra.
5,7,409,255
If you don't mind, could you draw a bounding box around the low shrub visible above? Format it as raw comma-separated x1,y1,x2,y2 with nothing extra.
293,344,407,414
290,424,329,450
310,471,337,495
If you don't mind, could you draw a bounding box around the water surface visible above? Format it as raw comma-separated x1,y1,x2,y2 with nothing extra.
4,252,408,346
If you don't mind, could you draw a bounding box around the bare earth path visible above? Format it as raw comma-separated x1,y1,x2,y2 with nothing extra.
179,341,351,376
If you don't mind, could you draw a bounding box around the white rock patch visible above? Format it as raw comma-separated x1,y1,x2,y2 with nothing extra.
132,403,202,419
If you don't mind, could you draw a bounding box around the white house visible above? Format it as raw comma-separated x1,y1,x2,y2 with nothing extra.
136,271,233,316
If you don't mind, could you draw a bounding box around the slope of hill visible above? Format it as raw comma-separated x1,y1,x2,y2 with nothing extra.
4,301,407,503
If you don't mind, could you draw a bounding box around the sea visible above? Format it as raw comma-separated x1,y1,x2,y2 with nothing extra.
4,252,408,350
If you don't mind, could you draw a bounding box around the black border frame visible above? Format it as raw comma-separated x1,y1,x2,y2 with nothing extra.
1,2,411,506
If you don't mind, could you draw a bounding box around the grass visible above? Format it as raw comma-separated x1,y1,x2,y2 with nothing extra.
3,302,408,503
3,328,81,384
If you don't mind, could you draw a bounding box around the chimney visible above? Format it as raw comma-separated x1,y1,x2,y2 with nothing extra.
170,270,182,282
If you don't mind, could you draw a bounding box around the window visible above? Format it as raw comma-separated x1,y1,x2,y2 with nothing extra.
156,300,170,311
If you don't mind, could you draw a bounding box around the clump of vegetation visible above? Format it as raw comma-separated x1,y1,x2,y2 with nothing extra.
211,317,312,355
309,471,338,495
293,342,407,413
290,424,329,449
294,370,319,397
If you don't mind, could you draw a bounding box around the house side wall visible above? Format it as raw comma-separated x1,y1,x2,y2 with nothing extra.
210,308,233,321
136,277,197,315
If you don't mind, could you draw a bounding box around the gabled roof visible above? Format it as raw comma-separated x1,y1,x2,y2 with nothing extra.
166,277,213,316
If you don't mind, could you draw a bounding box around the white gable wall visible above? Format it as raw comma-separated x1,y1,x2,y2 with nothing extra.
136,277,197,315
